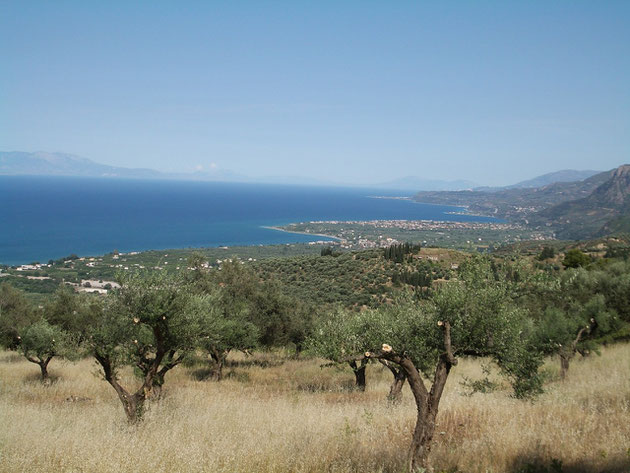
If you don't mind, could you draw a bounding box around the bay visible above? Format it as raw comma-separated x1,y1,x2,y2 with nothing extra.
0,176,497,265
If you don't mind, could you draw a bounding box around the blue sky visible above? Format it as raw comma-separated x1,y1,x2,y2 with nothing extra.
1,1,628,186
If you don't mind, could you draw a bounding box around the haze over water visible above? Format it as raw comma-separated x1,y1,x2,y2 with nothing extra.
0,176,499,265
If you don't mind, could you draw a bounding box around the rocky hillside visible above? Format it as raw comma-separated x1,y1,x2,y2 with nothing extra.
536,165,630,239
414,165,630,240
413,169,613,223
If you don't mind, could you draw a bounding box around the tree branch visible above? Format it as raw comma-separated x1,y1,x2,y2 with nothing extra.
366,346,429,406
440,321,458,366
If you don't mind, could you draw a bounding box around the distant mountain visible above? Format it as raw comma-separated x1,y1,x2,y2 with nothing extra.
413,169,614,222
0,151,163,179
508,169,601,189
0,151,253,182
373,176,477,192
413,164,630,240
0,151,477,191
535,165,630,239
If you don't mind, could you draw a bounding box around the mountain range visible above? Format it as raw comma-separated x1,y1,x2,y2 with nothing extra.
0,151,604,194
0,151,244,182
414,165,630,240
0,151,481,191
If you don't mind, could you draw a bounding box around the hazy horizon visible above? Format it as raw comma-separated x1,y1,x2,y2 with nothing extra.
1,2,629,187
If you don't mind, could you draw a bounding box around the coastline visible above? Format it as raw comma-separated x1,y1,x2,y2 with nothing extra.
262,225,344,242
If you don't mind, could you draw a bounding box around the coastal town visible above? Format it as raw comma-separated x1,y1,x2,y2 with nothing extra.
281,219,554,250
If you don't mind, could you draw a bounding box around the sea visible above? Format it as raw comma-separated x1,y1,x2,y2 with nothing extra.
0,176,497,265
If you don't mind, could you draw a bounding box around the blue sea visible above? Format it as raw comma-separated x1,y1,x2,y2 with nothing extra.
0,176,497,265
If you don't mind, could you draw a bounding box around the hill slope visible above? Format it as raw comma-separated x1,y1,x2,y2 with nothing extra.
508,169,601,189
535,165,630,239
413,169,614,223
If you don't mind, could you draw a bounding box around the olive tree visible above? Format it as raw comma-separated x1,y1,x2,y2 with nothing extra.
520,267,621,379
535,295,619,379
88,271,207,422
308,308,373,392
20,318,72,380
189,257,315,358
0,283,36,349
310,307,410,397
198,289,259,380
332,257,542,472
44,284,95,341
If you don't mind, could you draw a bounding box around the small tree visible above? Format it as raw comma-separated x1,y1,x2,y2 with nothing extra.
44,285,96,341
88,271,206,422
535,295,619,379
0,283,37,349
538,246,555,261
563,249,591,268
198,289,258,380
309,308,389,392
20,319,70,380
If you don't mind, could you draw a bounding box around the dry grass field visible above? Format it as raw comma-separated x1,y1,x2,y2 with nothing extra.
1,344,629,473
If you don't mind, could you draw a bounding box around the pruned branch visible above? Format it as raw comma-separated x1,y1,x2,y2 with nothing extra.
440,321,458,366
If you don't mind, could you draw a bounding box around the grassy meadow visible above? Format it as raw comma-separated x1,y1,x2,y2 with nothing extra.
1,344,629,473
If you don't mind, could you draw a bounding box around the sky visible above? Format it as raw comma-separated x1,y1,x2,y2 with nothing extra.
1,1,629,187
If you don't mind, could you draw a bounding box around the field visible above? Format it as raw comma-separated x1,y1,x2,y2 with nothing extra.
1,344,629,473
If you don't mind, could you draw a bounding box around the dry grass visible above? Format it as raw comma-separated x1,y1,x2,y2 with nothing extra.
1,345,629,473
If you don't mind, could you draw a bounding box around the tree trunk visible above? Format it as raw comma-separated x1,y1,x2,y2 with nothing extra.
39,359,50,381
210,349,227,381
120,392,145,424
559,353,570,380
151,372,165,400
95,353,151,424
408,404,438,472
388,370,406,403
379,359,406,403
381,321,455,472
349,359,367,391
25,355,53,382
294,342,303,359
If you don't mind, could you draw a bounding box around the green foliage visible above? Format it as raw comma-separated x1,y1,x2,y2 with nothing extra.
383,242,421,263
538,246,555,261
197,288,259,356
311,256,543,398
88,270,207,376
562,249,591,268
21,318,71,363
320,246,340,257
0,283,37,348
459,375,500,396
193,259,316,350
44,285,97,340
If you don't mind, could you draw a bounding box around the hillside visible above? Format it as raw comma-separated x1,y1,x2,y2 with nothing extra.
507,169,601,189
534,165,630,239
413,169,613,223
413,166,630,240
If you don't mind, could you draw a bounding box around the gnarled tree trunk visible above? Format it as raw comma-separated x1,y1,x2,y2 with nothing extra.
559,323,592,380
151,372,165,400
349,358,368,391
210,348,229,381
368,321,457,473
26,355,53,381
95,352,155,424
379,359,407,403
559,352,571,380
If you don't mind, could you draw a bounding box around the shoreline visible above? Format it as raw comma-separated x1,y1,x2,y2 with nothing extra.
262,225,344,242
